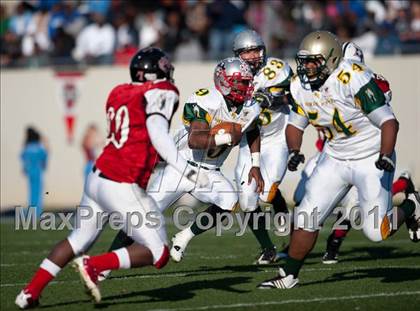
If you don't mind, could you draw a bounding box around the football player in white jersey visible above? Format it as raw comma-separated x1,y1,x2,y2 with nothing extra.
258,31,420,289
232,29,293,264
291,41,419,265
319,41,419,263
165,57,264,262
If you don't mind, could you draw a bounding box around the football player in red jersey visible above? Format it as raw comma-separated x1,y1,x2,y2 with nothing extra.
15,48,207,308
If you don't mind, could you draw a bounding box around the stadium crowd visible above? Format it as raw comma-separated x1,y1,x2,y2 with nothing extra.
1,0,420,68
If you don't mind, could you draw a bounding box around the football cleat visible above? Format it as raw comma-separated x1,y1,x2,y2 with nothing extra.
322,234,344,264
97,269,111,282
406,192,420,242
258,268,299,289
15,289,39,309
72,256,101,303
255,247,277,265
322,250,338,264
170,230,193,263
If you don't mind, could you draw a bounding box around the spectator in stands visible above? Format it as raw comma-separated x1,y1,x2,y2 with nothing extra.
184,0,209,59
48,2,84,40
399,0,420,53
72,12,115,65
207,0,248,59
245,0,280,54
21,8,50,67
21,127,48,217
137,9,165,49
8,2,33,38
303,1,333,31
163,10,183,56
50,26,75,65
2,0,420,67
113,13,138,65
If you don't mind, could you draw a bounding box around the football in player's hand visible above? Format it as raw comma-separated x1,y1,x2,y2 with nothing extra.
210,122,242,145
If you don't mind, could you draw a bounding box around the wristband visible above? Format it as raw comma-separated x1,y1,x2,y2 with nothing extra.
214,133,232,146
251,152,260,167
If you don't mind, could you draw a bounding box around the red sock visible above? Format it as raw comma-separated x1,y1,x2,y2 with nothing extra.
25,268,54,299
87,252,120,273
333,229,349,239
392,178,408,195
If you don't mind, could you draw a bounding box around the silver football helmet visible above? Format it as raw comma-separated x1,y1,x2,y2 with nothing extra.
214,57,254,104
233,29,266,74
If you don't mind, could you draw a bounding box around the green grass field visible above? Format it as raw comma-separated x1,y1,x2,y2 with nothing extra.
1,215,419,311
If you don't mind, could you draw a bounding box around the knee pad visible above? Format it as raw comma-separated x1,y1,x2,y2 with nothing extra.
239,180,258,212
154,245,170,269
363,215,390,242
239,193,258,212
294,203,321,232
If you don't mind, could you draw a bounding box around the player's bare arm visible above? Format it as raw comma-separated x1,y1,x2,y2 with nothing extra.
375,118,399,172
187,121,216,150
246,124,264,193
285,124,303,152
380,118,399,155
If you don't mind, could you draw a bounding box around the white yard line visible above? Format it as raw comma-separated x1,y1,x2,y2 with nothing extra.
146,291,420,311
1,264,419,287
0,237,415,255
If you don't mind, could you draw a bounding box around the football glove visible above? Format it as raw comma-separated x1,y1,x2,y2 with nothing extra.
253,88,274,109
287,150,305,171
375,154,395,172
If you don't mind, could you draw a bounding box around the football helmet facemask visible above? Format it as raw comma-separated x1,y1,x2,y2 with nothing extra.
214,57,254,104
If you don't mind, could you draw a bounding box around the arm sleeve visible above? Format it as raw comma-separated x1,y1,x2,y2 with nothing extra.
146,114,188,172
144,88,179,121
288,97,309,131
366,104,396,128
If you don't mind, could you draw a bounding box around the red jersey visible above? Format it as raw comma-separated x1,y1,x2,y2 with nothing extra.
95,80,179,188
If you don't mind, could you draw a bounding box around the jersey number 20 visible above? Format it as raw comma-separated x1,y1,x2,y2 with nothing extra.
106,105,130,149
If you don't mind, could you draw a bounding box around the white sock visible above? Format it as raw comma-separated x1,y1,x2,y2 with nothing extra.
113,248,131,269
184,227,195,239
40,258,61,277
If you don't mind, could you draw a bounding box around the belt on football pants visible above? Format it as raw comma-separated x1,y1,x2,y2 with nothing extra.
187,160,220,171
92,166,119,182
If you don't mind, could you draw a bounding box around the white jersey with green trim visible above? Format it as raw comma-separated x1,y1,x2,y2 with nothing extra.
253,57,291,139
289,59,396,160
175,86,260,168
